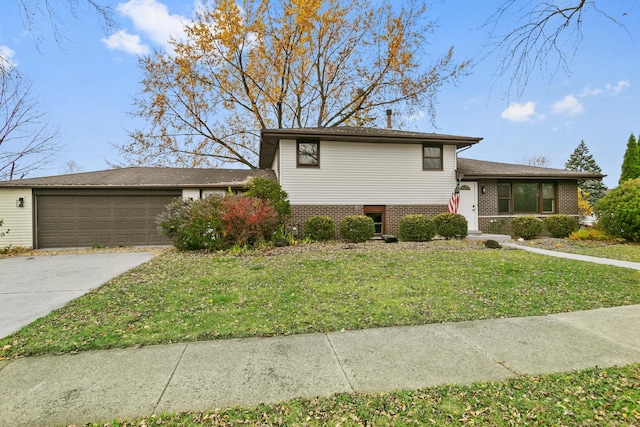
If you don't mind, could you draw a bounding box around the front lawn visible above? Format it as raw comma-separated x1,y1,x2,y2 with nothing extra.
515,238,640,263
563,242,640,263
1,241,638,359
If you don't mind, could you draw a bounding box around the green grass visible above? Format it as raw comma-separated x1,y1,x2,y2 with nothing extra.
91,363,640,426
1,241,639,358
561,242,640,263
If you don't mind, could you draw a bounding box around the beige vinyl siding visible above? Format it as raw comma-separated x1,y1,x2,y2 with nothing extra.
0,188,34,248
279,140,458,205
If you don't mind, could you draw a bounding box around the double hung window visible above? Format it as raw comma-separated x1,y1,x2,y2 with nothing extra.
422,145,442,170
297,141,319,167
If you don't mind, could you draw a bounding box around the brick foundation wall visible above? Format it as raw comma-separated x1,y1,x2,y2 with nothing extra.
290,205,362,238
291,204,448,237
290,181,579,238
386,205,448,235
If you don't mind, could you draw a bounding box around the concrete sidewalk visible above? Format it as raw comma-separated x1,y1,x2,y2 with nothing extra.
504,242,640,270
1,304,639,427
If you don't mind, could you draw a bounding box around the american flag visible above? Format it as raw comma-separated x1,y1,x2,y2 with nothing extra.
448,181,461,213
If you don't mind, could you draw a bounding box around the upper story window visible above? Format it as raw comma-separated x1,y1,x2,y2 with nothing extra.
297,140,319,167
498,182,557,214
422,144,442,170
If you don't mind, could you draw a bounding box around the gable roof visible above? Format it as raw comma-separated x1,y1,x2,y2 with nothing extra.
0,167,276,188
260,126,483,168
457,158,605,180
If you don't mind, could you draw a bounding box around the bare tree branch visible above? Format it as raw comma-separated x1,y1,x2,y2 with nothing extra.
0,68,62,180
484,0,630,97
15,0,115,47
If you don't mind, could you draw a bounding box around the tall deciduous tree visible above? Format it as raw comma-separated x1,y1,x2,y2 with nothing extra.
564,140,606,207
619,133,640,185
121,0,469,168
0,67,61,180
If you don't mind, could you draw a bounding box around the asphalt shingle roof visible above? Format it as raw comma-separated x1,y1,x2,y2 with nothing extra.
457,158,604,179
0,167,276,188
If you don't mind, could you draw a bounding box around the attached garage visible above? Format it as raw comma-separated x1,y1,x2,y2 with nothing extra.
0,167,277,249
34,190,180,248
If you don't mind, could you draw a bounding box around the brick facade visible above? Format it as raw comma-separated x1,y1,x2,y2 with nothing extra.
290,205,362,238
476,179,579,235
291,180,580,238
386,205,449,235
291,204,448,237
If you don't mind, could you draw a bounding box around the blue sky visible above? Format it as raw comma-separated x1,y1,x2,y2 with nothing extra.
0,0,638,188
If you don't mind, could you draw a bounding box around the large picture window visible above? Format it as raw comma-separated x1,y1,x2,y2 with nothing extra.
422,144,442,170
297,141,319,167
498,182,556,214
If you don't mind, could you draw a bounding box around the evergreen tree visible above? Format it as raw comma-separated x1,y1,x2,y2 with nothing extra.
565,140,607,207
620,133,640,185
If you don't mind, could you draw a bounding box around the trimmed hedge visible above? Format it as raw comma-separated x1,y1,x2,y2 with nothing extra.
433,213,468,239
398,214,436,242
339,215,375,243
304,216,336,241
511,216,543,240
544,215,578,238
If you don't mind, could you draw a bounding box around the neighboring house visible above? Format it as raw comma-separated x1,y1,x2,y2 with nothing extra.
0,126,603,248
259,127,604,237
0,168,274,248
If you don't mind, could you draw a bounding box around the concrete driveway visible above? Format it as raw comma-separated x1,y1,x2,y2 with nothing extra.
0,252,155,339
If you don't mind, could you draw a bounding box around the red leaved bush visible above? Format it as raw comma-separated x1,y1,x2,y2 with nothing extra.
221,195,279,246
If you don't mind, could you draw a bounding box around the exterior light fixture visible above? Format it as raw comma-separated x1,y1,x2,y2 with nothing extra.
16,197,24,207
481,186,486,195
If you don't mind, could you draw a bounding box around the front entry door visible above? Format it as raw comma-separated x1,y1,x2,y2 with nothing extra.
458,182,478,232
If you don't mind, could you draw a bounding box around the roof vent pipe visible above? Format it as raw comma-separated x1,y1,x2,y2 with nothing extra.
386,109,392,129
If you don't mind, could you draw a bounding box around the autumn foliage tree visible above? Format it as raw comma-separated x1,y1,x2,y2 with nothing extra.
121,0,469,168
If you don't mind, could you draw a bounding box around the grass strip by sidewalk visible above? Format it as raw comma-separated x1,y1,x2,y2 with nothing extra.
1,241,639,358
559,243,640,263
91,363,640,426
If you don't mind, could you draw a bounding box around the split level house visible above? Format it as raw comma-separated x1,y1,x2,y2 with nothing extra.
0,126,603,249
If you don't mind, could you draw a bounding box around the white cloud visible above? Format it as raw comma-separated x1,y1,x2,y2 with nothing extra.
0,46,18,70
579,80,630,98
551,95,584,116
102,29,150,55
116,0,188,50
500,102,538,123
579,86,602,97
606,80,630,94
